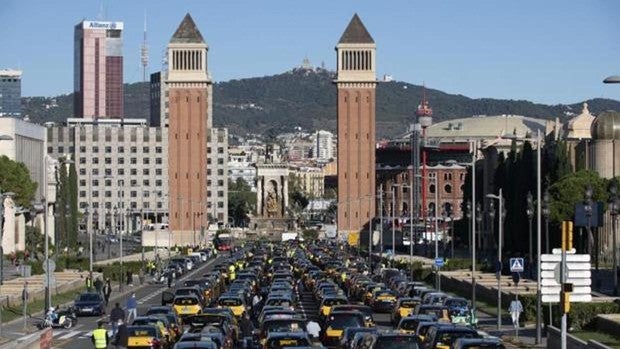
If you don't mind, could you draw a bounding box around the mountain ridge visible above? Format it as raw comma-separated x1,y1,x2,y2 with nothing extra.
21,68,620,138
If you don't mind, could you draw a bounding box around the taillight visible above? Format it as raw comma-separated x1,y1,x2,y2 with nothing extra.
150,338,160,348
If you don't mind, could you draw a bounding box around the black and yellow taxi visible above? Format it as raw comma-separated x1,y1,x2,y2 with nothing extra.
330,304,375,327
172,295,202,319
217,295,247,317
370,289,398,313
321,310,365,347
397,314,437,335
391,297,422,325
127,325,166,349
318,295,348,318
415,304,452,323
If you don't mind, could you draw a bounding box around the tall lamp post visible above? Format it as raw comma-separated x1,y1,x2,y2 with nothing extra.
475,202,482,309
542,188,552,324
584,185,594,281
526,192,534,273
609,179,619,295
487,189,504,330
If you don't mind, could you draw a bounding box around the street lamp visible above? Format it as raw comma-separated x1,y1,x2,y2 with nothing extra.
487,189,504,330
541,188,552,324
526,192,534,271
603,76,620,84
584,185,594,273
609,180,619,295
84,204,93,276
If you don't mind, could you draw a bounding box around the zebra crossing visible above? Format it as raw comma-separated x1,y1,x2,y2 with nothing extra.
51,327,113,341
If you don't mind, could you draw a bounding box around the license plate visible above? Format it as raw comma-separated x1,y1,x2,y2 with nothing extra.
82,308,93,312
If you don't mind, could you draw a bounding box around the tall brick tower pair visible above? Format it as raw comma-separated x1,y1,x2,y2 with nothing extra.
336,15,377,238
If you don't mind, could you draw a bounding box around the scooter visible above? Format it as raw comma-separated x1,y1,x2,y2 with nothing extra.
37,307,78,329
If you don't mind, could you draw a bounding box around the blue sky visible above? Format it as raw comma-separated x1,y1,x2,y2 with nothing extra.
1,0,619,104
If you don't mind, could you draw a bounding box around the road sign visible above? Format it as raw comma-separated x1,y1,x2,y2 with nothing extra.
510,258,524,273
435,258,444,268
541,251,591,303
542,294,592,303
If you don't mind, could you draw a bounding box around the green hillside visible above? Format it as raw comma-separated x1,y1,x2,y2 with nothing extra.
21,67,620,138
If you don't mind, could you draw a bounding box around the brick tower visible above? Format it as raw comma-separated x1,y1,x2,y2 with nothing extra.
167,13,212,234
336,14,377,237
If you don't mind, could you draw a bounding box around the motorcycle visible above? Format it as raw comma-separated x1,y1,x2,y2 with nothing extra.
37,307,78,329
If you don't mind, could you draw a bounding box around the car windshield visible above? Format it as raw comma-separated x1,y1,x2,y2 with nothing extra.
374,336,419,349
174,297,198,305
78,294,100,302
401,300,418,308
218,298,242,306
436,332,478,346
448,300,468,308
128,326,156,337
266,299,290,306
327,314,364,329
323,298,347,306
400,320,421,330
265,320,305,333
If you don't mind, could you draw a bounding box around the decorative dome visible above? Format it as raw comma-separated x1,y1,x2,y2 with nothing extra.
591,110,620,140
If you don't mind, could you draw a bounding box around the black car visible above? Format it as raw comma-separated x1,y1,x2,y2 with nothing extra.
73,292,105,316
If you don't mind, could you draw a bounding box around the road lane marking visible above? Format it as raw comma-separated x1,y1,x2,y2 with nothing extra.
57,330,83,340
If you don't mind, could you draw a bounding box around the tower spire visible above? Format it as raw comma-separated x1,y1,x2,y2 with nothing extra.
140,11,149,82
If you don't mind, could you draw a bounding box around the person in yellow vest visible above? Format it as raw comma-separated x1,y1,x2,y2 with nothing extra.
85,275,93,292
91,321,109,349
228,264,236,281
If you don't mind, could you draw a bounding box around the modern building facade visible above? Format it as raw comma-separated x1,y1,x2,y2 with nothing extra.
149,71,168,127
335,14,377,235
166,14,213,233
0,69,22,117
74,20,124,119
315,130,334,161
228,147,257,191
47,118,169,232
207,128,229,223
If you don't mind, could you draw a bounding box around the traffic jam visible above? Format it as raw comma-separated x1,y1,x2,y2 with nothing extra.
122,240,506,349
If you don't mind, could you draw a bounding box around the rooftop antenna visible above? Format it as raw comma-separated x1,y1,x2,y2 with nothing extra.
140,11,149,82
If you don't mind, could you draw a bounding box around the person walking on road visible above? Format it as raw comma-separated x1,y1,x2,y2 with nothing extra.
85,274,93,292
94,277,104,297
167,272,173,288
103,278,112,306
114,318,129,349
92,321,109,349
126,293,138,323
306,320,321,342
110,302,125,336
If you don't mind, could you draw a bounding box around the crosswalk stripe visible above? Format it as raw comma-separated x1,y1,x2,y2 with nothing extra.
56,330,83,340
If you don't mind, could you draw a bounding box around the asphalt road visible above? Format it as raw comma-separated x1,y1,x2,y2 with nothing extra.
46,256,222,349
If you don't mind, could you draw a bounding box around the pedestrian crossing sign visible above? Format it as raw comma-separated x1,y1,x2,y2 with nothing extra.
509,258,524,272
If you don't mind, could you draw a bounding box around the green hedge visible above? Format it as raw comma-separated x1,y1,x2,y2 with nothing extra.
542,301,620,331
95,261,144,282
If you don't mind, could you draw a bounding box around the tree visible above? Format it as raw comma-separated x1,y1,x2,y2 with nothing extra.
0,155,37,207
549,170,608,223
67,162,79,247
228,178,256,227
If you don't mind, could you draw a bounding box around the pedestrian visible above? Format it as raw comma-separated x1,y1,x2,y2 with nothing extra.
138,268,145,285
94,277,104,296
114,318,128,349
166,272,173,288
509,298,523,329
110,302,125,336
103,278,112,306
85,275,93,292
126,293,137,323
126,270,132,287
239,312,254,337
91,321,109,349
306,320,321,341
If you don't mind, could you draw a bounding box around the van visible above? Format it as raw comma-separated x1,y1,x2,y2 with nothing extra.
190,252,207,262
